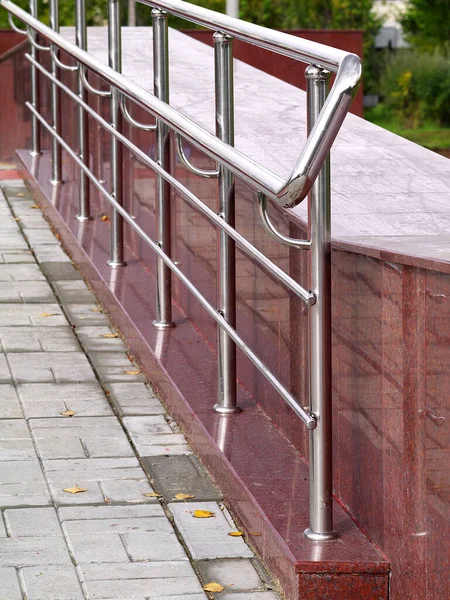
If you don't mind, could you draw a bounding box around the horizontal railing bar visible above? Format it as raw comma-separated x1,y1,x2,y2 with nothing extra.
27,53,315,307
142,0,345,71
26,101,317,430
2,0,362,208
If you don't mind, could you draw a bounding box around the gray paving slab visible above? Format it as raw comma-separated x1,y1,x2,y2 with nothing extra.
106,382,165,416
0,326,79,353
122,530,189,561
169,502,253,560
59,504,164,521
88,352,147,382
41,262,83,282
17,214,49,229
33,246,71,263
83,568,203,599
43,457,155,506
22,565,84,599
0,461,51,507
70,532,131,563
18,383,113,418
0,234,28,249
24,228,61,246
4,507,62,537
30,417,135,459
142,455,222,501
0,355,12,383
0,420,35,461
0,281,57,303
65,304,110,327
53,280,97,304
0,385,23,418
0,567,22,600
0,250,34,264
196,559,265,592
0,264,46,281
8,352,96,383
76,326,128,353
0,304,66,327
0,536,72,566
123,416,191,457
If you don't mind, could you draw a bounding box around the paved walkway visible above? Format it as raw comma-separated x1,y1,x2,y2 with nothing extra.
0,174,280,600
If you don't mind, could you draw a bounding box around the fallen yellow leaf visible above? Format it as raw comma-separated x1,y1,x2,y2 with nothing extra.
60,410,76,417
31,204,40,209
124,369,141,376
203,582,225,593
102,333,119,338
39,312,59,317
14,217,22,221
55,233,61,241
90,307,103,313
144,492,162,498
193,510,215,519
63,486,88,494
16,192,25,197
228,531,243,537
174,493,195,500
100,215,109,221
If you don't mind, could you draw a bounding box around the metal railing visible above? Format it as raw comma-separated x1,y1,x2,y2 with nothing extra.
1,0,362,541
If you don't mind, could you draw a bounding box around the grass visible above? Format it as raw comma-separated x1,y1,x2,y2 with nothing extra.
365,105,450,150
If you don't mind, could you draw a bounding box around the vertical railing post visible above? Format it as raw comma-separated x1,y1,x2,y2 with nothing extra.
213,32,239,414
107,0,126,266
49,0,62,183
75,0,90,220
152,8,174,329
304,65,337,541
29,0,40,156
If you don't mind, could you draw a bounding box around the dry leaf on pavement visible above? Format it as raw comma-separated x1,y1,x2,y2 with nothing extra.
63,486,88,494
60,410,76,417
31,204,40,209
203,582,227,593
193,509,215,518
144,492,162,498
124,369,141,376
39,312,59,317
228,531,243,537
174,493,195,500
102,333,119,338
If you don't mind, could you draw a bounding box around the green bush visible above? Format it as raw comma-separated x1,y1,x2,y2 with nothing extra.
380,50,450,127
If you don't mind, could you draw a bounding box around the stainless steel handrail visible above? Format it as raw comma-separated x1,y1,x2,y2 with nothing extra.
1,0,360,543
1,0,361,208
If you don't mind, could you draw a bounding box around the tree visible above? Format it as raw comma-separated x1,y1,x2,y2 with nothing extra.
402,0,450,52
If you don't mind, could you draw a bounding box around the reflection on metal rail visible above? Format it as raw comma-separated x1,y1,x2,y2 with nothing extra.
1,0,363,542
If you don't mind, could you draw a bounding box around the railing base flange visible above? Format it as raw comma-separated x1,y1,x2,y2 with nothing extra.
304,528,339,542
213,403,242,414
152,320,176,330
107,259,127,268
